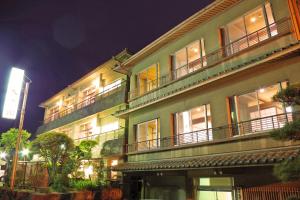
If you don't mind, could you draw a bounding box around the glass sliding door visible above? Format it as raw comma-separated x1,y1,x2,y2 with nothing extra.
229,82,289,135
175,104,212,145
136,119,160,151
138,64,159,95
174,39,206,79
197,177,234,200
225,3,277,55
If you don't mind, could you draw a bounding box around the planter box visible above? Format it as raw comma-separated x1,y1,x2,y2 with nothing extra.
72,191,94,200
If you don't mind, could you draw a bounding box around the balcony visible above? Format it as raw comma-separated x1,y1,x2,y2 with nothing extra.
126,112,296,154
36,82,127,134
73,128,125,158
122,18,296,114
73,128,125,145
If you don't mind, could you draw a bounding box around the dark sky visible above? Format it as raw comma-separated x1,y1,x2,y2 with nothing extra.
0,0,212,135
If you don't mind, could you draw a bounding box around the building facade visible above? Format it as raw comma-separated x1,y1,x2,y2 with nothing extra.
114,0,300,199
36,50,131,180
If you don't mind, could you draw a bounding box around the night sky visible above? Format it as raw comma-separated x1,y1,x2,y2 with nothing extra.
0,0,212,136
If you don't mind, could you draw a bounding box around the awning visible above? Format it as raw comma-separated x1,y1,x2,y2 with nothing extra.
113,147,300,172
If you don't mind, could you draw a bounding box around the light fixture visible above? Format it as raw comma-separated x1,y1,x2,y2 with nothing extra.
193,48,199,53
286,106,293,113
21,148,29,157
250,17,256,23
111,160,118,166
0,152,7,159
259,88,265,93
60,144,66,150
56,100,63,107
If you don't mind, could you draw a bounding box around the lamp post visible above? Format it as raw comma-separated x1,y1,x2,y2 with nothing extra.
1,67,31,191
10,81,30,191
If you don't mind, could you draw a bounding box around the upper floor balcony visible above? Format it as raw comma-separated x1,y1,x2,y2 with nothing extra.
126,112,297,154
36,81,127,134
120,17,298,115
73,128,125,158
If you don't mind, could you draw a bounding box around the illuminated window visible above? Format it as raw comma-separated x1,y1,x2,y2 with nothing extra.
225,3,277,55
64,96,75,114
79,122,93,139
229,81,291,135
173,39,206,79
48,105,60,121
137,64,159,95
136,119,160,151
175,104,212,145
79,86,96,108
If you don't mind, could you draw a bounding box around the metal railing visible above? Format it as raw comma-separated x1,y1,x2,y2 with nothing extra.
44,80,126,124
126,112,296,153
128,17,292,100
73,128,125,145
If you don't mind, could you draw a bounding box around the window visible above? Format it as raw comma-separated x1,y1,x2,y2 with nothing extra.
229,82,292,135
197,177,234,200
48,105,59,121
173,39,206,79
137,64,159,95
64,96,75,114
79,122,93,139
136,119,160,151
175,104,212,145
79,86,96,108
225,3,277,55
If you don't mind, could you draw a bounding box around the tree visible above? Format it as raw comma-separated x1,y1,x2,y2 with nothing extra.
0,128,31,186
69,140,97,179
31,132,74,192
270,86,300,181
0,128,31,155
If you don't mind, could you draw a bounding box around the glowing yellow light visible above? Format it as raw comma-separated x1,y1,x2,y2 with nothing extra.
56,100,63,107
193,48,199,53
2,67,25,119
111,160,118,166
250,17,256,23
286,106,292,113
259,88,265,93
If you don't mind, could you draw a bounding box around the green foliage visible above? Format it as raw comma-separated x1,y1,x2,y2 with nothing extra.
271,86,300,182
69,179,98,191
0,128,31,154
273,86,300,106
95,158,108,186
51,174,69,193
78,140,98,159
69,140,97,179
100,138,123,157
273,156,300,181
31,132,74,191
270,120,300,140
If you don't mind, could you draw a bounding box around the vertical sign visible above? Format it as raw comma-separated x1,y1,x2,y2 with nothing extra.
2,67,25,119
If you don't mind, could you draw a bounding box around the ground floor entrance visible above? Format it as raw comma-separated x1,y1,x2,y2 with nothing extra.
121,166,297,200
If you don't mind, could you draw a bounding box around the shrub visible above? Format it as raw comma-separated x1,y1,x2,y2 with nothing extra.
270,120,300,140
69,179,98,191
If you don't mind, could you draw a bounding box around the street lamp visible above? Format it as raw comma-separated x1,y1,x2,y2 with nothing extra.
21,148,29,158
0,152,6,160
2,67,31,191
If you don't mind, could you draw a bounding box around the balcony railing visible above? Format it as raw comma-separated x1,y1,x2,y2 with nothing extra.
126,112,296,153
73,128,125,145
44,80,126,124
128,17,292,101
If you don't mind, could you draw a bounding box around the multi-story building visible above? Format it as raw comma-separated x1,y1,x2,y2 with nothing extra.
36,50,131,180
115,0,300,199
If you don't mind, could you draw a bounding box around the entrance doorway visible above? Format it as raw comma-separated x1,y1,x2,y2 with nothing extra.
197,190,233,200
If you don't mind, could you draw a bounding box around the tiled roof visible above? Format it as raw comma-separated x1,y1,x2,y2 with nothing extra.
113,147,300,172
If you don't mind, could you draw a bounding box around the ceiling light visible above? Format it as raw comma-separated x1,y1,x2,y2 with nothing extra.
259,88,265,93
193,48,199,53
250,17,256,23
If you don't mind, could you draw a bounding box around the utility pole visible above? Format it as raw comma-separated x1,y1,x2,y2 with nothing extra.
10,81,30,191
